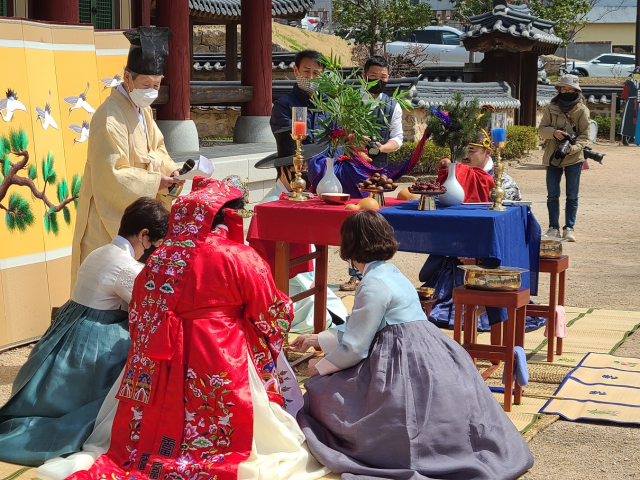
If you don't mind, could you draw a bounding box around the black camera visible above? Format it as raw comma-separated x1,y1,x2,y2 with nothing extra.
554,132,576,160
583,146,605,164
554,132,604,165
367,137,380,157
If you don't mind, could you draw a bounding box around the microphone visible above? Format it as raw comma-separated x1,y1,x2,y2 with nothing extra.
169,159,195,195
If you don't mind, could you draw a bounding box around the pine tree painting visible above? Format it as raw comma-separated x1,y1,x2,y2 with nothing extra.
0,128,82,234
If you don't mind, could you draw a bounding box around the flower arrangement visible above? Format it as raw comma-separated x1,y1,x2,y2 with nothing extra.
426,92,491,162
310,52,412,157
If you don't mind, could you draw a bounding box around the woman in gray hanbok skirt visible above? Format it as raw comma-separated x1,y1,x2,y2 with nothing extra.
291,210,534,480
0,198,169,466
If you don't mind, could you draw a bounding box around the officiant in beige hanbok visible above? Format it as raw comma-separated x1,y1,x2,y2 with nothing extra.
71,26,183,288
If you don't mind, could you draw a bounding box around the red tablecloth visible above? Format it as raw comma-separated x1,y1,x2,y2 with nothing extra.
251,198,406,247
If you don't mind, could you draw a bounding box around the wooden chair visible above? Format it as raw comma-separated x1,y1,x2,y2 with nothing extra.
527,255,569,362
453,286,530,412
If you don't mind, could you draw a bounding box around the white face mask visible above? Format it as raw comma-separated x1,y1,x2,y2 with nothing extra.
129,87,158,108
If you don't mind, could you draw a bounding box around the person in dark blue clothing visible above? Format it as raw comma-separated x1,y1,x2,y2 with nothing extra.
360,56,404,169
270,49,329,145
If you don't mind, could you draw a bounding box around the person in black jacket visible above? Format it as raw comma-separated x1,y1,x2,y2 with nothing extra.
269,50,329,145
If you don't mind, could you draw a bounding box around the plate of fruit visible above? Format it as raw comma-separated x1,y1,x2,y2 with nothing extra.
408,180,447,195
358,173,398,193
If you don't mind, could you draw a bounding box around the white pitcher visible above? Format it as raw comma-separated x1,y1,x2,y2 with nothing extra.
439,162,465,206
316,157,343,195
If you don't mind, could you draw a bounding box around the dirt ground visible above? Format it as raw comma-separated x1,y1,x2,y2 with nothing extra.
1,144,639,477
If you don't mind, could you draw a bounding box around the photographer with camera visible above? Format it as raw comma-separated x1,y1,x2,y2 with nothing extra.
539,74,591,242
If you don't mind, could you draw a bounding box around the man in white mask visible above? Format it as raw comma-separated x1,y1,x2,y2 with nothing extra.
70,26,183,288
270,50,330,147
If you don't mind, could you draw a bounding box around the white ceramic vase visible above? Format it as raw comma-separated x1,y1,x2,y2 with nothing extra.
439,162,465,207
316,157,343,195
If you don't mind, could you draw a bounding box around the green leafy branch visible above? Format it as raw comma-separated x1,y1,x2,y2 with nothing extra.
311,51,413,157
0,129,82,234
335,0,434,56
426,92,491,162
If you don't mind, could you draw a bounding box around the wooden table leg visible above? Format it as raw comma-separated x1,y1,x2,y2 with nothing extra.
490,322,502,366
313,245,329,334
503,308,516,412
557,270,566,355
514,306,525,406
454,302,463,344
274,241,290,296
546,271,558,362
464,304,479,367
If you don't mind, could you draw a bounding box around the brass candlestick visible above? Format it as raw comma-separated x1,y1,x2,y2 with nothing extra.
289,133,308,201
488,141,507,211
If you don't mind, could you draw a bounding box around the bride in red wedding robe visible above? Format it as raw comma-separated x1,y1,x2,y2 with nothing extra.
66,177,328,480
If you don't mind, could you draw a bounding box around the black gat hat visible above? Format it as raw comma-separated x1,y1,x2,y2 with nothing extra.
124,26,174,76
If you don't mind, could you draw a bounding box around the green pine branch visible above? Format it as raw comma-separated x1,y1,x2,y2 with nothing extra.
0,130,82,233
426,92,491,161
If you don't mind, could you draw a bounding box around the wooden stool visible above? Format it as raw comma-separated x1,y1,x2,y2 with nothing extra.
453,286,530,412
527,255,569,362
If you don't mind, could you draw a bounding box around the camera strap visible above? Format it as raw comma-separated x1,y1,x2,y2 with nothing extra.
563,112,577,135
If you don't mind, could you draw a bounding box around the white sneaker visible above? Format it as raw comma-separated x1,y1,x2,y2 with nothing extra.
563,227,576,242
544,227,560,238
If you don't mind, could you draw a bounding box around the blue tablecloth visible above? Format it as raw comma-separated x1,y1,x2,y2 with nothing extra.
379,203,541,295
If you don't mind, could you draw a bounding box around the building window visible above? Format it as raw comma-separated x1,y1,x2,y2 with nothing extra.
79,0,114,29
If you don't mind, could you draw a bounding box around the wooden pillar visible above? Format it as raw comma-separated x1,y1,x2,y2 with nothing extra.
189,17,194,81
241,0,272,116
54,0,79,23
141,0,150,26
132,0,151,28
33,0,79,23
482,50,527,125
114,0,120,28
155,0,190,121
520,52,538,127
226,23,239,81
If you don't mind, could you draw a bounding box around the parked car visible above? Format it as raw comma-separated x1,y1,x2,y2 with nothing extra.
569,53,636,77
301,16,324,32
385,26,483,66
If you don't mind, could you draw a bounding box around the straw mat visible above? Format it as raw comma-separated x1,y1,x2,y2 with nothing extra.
540,352,640,424
0,463,35,480
525,308,640,367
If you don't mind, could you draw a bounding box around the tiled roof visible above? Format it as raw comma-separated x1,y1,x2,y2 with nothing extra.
461,3,562,47
194,53,296,71
189,0,314,20
412,81,521,110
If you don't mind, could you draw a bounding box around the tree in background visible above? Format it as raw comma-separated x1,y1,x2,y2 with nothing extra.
335,0,434,55
0,129,82,234
351,42,438,77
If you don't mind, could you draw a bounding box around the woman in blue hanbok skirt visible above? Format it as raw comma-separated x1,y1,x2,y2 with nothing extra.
0,198,169,466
